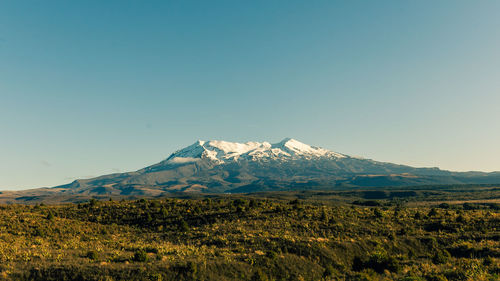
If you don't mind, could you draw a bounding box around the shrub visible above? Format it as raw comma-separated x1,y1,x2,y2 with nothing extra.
186,261,197,277
428,208,438,217
483,256,493,266
233,199,246,207
160,207,168,218
456,214,466,223
86,250,98,261
33,227,46,237
88,198,98,207
438,203,450,209
373,208,384,218
179,220,189,232
463,203,477,210
46,211,54,220
352,252,400,273
251,269,269,281
266,250,279,260
85,251,99,261
133,249,148,262
414,211,422,219
249,199,257,208
323,264,336,277
432,250,451,264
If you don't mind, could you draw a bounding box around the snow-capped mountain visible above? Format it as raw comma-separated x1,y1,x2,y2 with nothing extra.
50,138,500,195
164,138,346,165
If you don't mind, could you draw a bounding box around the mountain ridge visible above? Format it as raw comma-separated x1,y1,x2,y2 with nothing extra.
51,138,500,195
163,138,346,165
1,138,499,202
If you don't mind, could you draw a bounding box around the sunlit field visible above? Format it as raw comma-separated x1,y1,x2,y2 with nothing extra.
0,187,498,281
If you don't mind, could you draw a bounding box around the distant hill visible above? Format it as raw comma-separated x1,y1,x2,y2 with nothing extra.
2,138,500,202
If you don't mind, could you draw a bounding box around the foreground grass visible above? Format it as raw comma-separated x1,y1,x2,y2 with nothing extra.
0,196,498,280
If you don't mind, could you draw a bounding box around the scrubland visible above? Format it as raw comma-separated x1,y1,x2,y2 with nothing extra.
0,188,498,280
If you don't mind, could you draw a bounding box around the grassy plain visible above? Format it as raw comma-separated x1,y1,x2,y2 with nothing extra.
0,186,498,280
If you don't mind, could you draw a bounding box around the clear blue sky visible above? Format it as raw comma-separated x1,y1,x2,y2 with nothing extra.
1,1,499,190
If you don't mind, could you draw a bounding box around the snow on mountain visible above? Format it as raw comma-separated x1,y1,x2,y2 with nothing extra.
166,138,346,164
48,137,500,197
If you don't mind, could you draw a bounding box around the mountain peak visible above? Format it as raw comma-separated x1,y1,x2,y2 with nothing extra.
165,138,346,165
274,138,311,150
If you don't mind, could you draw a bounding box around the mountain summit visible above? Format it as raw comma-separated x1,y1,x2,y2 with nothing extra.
164,138,346,165
48,138,500,196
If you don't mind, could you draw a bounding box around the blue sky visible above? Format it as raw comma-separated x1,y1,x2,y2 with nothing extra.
1,1,499,189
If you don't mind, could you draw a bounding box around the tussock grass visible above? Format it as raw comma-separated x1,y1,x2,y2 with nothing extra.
0,192,498,280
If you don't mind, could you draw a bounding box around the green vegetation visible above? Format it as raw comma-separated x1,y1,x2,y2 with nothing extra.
0,189,498,280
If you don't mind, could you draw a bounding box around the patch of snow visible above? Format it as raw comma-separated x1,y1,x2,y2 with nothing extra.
166,138,347,165
167,157,200,164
